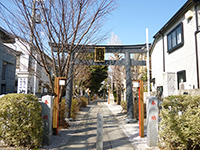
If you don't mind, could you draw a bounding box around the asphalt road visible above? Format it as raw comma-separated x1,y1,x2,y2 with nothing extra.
58,99,134,150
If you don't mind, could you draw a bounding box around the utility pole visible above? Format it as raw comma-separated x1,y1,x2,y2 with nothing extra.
146,28,150,96
31,0,41,95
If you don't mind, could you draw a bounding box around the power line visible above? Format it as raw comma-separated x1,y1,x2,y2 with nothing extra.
0,2,17,18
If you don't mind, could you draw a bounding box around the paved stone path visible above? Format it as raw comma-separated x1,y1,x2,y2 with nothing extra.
58,100,134,150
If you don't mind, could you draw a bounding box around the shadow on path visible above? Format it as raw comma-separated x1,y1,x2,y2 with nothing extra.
57,99,134,150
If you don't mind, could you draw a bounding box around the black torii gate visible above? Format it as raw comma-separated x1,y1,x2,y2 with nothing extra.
65,44,147,122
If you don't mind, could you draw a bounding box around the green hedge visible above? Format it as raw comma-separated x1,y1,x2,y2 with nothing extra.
0,94,44,148
159,95,200,150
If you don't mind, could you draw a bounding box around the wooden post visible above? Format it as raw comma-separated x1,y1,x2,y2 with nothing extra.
139,80,144,137
53,77,66,135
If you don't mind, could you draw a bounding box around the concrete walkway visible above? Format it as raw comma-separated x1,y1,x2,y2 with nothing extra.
104,102,159,150
42,99,159,150
58,100,134,150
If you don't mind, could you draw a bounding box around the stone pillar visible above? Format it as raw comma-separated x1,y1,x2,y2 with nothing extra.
125,52,134,120
66,52,75,118
97,113,103,150
40,95,53,145
147,96,158,147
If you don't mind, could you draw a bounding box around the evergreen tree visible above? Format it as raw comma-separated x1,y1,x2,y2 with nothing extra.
83,65,108,94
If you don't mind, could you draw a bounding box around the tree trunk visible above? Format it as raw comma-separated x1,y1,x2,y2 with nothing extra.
117,89,121,105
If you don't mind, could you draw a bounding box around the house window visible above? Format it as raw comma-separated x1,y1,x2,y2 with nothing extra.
177,70,186,90
39,81,42,93
167,23,184,53
2,61,7,80
1,84,6,94
16,54,20,69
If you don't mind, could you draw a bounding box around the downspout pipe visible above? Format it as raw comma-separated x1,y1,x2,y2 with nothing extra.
159,32,165,72
194,2,200,89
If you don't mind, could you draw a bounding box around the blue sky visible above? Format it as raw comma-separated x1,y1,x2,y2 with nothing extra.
0,0,188,45
102,0,188,45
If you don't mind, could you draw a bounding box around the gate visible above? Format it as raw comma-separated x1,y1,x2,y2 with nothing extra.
65,44,147,121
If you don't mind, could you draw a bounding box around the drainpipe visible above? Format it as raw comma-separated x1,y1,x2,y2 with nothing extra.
194,2,200,88
159,31,165,72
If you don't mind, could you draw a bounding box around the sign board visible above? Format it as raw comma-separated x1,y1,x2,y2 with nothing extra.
95,47,105,62
133,81,139,87
59,80,66,86
18,78,28,93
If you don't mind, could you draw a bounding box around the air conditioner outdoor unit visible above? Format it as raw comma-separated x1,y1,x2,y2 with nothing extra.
179,82,193,90
179,82,185,90
185,10,193,20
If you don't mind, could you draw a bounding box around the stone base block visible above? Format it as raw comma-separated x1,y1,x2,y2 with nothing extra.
125,118,138,124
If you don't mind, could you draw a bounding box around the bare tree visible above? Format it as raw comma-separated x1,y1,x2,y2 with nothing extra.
132,53,147,91
0,0,117,95
108,32,125,104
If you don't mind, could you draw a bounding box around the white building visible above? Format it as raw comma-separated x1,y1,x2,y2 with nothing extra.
5,38,51,96
150,0,200,97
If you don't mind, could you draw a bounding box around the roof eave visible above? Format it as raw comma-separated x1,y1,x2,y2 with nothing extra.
0,27,15,43
153,0,193,39
150,0,195,54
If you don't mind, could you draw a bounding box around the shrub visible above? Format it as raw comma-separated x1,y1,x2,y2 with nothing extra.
80,97,88,107
0,94,44,148
64,98,81,120
59,98,70,128
121,100,146,119
71,99,80,120
159,95,200,150
121,101,127,112
91,97,94,101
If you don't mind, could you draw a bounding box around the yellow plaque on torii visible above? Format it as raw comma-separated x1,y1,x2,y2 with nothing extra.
95,47,105,62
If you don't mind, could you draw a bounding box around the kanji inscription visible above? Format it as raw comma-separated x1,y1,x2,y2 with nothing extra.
152,101,156,105
151,115,156,120
95,47,105,62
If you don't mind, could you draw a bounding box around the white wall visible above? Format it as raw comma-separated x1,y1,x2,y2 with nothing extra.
5,38,30,72
5,38,51,94
164,10,197,89
151,36,164,91
151,5,200,96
